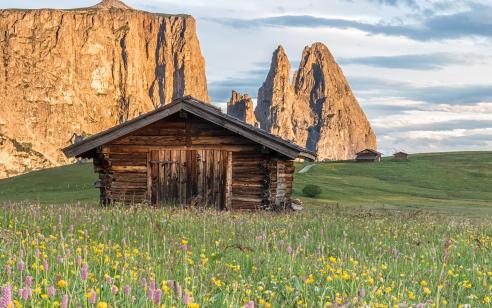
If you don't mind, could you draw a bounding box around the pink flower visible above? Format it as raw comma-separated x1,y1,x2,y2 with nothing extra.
17,260,24,272
4,265,11,276
176,282,182,299
123,285,131,296
153,289,162,305
20,287,31,300
88,289,97,304
183,290,192,305
245,301,255,308
287,245,293,254
76,256,82,266
47,286,56,298
24,276,33,287
81,263,88,281
150,280,156,292
141,278,147,289
111,285,118,295
61,294,68,308
147,287,154,300
105,275,113,285
43,259,49,271
1,285,12,308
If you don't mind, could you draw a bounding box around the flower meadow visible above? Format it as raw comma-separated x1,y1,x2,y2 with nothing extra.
0,203,491,307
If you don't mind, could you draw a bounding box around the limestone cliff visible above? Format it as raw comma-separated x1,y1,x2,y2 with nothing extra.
227,90,258,126
255,43,377,160
0,0,209,178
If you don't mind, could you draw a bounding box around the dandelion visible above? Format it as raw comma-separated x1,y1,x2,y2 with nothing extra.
329,256,337,263
57,279,68,288
96,302,108,308
1,285,12,308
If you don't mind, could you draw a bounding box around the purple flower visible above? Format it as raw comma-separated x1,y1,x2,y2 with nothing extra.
176,282,182,299
245,301,255,308
358,287,366,297
123,285,131,296
81,263,88,281
1,285,12,307
47,286,56,298
183,290,191,305
111,285,118,295
287,245,293,254
20,287,31,301
65,249,71,258
89,289,97,304
24,276,33,287
17,259,24,272
141,278,147,289
35,249,40,258
57,255,63,264
150,280,156,292
43,259,49,271
61,294,68,308
105,275,113,285
167,280,175,289
147,287,154,300
4,265,11,276
153,289,162,305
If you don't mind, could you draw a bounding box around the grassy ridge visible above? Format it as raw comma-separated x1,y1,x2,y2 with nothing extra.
1,152,491,215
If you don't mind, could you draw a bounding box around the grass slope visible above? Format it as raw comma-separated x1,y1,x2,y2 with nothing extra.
1,152,491,215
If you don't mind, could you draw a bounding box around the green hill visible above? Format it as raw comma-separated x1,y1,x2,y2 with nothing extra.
1,152,491,216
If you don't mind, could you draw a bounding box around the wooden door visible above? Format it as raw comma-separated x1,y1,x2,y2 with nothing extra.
149,149,231,209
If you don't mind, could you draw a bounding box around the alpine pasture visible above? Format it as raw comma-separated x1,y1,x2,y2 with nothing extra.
0,152,492,307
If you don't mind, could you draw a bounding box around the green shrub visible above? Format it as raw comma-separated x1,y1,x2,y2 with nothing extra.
303,184,322,198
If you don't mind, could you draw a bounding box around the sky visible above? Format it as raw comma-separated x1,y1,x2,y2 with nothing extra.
3,0,492,154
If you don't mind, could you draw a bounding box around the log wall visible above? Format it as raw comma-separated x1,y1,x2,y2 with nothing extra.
92,112,296,209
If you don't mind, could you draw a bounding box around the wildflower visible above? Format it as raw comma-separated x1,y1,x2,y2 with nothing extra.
245,301,255,308
305,274,315,284
57,280,68,288
154,289,162,305
111,285,118,295
123,285,131,296
329,256,337,263
96,302,108,308
358,288,366,297
176,282,182,299
423,287,431,295
408,291,416,300
183,290,192,305
420,280,428,287
88,289,97,304
484,296,491,304
60,295,68,308
141,278,147,289
20,287,31,300
47,286,56,298
43,259,49,271
24,276,33,287
17,260,24,272
1,285,12,308
188,304,199,308
287,246,293,254
81,263,88,281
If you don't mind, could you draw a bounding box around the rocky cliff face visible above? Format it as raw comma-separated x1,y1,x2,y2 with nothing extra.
255,43,377,160
227,90,258,126
0,0,209,178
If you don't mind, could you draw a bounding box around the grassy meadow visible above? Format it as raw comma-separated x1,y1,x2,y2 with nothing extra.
0,152,492,307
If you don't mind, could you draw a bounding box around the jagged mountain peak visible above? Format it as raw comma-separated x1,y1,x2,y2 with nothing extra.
93,0,133,10
227,91,258,127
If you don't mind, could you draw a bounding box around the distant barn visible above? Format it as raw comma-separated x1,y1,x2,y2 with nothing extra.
393,151,408,161
355,149,382,162
63,97,315,210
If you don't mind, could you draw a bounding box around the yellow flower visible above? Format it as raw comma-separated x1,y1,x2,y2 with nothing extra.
305,274,315,284
484,296,491,304
181,239,188,245
329,256,337,263
97,302,108,308
423,287,431,295
57,280,68,288
420,280,428,286
188,304,199,308
408,291,416,300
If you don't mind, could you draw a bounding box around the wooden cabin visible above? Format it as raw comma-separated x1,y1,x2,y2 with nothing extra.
355,149,382,162
63,96,315,210
393,151,408,161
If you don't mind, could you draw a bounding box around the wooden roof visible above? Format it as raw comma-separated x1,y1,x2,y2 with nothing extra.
356,149,382,156
63,96,316,160
394,151,408,155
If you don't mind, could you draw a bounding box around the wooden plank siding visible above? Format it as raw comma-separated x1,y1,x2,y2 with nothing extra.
92,112,297,210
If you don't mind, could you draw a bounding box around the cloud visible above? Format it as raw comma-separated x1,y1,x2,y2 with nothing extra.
349,77,492,104
337,53,475,70
209,4,492,41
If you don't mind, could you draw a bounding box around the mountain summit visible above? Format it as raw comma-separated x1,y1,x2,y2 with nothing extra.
93,0,133,10
255,42,377,160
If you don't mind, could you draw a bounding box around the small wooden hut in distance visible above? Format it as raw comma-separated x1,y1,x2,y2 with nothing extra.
63,96,315,210
355,149,382,162
393,151,408,161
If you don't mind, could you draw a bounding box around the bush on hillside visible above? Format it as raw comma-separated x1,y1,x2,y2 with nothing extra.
302,184,322,198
